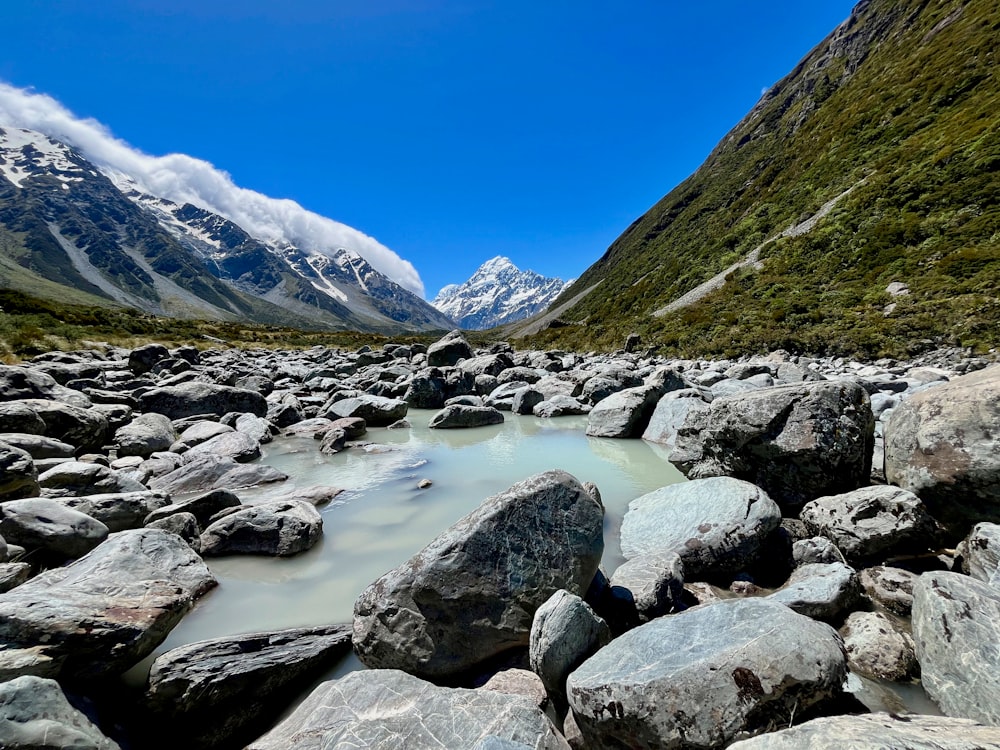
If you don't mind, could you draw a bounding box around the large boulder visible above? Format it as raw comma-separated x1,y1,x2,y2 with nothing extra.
145,625,352,750
139,382,268,420
566,597,847,749
767,562,860,622
246,669,570,750
0,440,38,500
0,498,109,560
200,500,322,557
885,365,1000,533
426,330,473,367
800,485,940,563
912,571,1000,723
55,491,172,532
428,404,505,429
115,412,175,458
0,365,91,408
641,389,711,448
0,528,216,680
620,477,781,580
585,384,667,439
0,675,121,750
529,590,611,698
149,454,287,495
728,713,1000,749
143,488,241,527
403,370,447,409
186,430,262,463
353,471,604,678
327,395,408,427
667,380,874,509
0,432,75,460
961,522,1000,585
841,610,917,682
128,343,170,374
2,399,108,453
37,461,147,498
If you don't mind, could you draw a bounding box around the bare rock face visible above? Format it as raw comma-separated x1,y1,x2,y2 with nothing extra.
912,571,1000,723
247,669,569,750
145,625,352,750
0,528,217,681
0,675,121,750
566,597,847,749
667,381,874,509
353,471,604,679
885,365,1000,534
728,713,1000,749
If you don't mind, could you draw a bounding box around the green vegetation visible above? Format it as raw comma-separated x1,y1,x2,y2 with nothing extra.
525,0,1000,359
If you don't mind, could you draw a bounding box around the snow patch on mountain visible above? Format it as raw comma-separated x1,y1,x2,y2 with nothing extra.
432,256,571,330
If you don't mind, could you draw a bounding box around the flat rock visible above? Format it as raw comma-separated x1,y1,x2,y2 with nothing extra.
620,477,781,580
149,454,287,494
912,571,1000,723
429,404,505,429
246,669,569,750
38,461,147,498
0,528,216,680
768,562,860,622
884,365,1000,533
800,485,939,563
145,624,352,750
728,713,1000,749
0,675,121,749
0,432,75,460
668,380,874,508
200,499,322,556
0,498,108,560
327,395,408,426
566,597,847,749
139,382,268,420
54,491,172,532
353,471,604,678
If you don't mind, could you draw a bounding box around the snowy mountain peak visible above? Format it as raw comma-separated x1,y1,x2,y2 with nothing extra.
432,257,571,330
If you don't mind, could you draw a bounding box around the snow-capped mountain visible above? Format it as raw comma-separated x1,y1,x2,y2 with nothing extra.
432,256,571,330
0,126,455,332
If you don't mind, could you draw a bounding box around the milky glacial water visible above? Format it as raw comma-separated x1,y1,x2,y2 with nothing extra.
137,411,684,676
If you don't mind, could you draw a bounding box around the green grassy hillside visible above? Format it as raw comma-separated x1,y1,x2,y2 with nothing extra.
525,0,1000,358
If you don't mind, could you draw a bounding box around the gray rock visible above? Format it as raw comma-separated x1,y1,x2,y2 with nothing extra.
403,370,447,409
792,536,846,566
327,417,367,439
0,675,121,749
0,365,91,408
172,420,235,452
640,389,711,448
728,713,1000,749
0,498,109,560
144,488,242,527
139,381,268,420
50,490,171,533
566,597,847,749
884,365,1000,533
247,669,569,750
529,590,611,697
620,477,781,580
585,383,668,438
3,399,109,453
0,432,75,459
38,461,147,498
146,624,352,749
186,430,262,463
668,380,874,508
841,611,917,682
859,565,918,617
354,470,604,678
913,571,1000,723
235,413,275,444
961,522,1000,585
149,454,287,494
115,412,175,458
0,561,31,593
318,426,347,454
0,528,216,680
327,395,408,426
128,343,169,374
479,668,549,712
0,401,46,435
485,381,530,410
0,440,38,501
532,395,591,417
429,404,505,429
200,499,322,556
607,552,684,623
511,388,545,416
768,562,860,621
800,485,939,563
426,330,474,367
146,511,201,552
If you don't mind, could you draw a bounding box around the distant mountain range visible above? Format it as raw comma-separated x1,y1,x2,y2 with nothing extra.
526,0,1000,358
0,127,455,333
432,256,570,330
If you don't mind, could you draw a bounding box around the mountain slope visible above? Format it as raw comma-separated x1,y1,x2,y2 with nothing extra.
432,256,569,329
0,128,455,333
527,0,1000,358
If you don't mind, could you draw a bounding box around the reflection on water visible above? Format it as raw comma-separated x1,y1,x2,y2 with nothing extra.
142,410,684,671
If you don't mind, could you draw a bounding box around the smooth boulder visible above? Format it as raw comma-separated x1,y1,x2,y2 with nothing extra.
247,669,569,750
200,500,322,556
327,395,408,427
139,382,268,420
428,404,504,429
115,412,175,458
353,471,604,678
426,330,474,367
529,590,611,697
566,597,847,749
0,675,121,750
0,498,109,560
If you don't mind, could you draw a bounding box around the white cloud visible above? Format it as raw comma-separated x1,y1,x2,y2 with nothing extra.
0,82,425,296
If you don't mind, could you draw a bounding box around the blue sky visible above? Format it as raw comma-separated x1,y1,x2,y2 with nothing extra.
2,1,856,299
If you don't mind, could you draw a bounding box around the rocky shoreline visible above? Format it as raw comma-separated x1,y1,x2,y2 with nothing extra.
0,331,998,748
